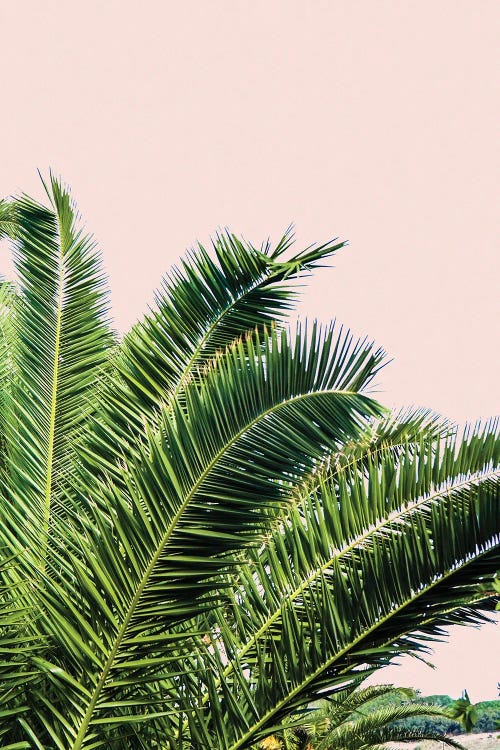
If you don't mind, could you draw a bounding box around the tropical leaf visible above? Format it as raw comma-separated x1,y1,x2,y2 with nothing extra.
80,229,346,483
179,421,500,748
314,720,465,750
0,175,114,565
285,684,466,750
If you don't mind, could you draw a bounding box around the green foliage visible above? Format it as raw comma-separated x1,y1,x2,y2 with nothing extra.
360,692,461,737
257,683,466,750
481,572,500,610
0,175,499,748
474,701,500,732
384,693,500,736
449,690,479,733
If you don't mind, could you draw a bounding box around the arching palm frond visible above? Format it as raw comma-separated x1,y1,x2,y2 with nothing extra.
258,684,466,750
314,715,465,750
179,421,499,749
81,228,347,485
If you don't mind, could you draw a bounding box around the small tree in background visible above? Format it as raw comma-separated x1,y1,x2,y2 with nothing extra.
258,684,467,750
448,691,478,733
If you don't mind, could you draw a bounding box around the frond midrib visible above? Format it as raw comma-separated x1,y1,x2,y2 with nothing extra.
42,219,65,545
39,196,72,565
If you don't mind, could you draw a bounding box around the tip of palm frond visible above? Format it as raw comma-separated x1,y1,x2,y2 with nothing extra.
286,236,347,270
37,168,53,206
270,224,296,258
461,416,500,440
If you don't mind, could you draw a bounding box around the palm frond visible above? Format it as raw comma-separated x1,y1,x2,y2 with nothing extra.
319,683,418,724
257,684,464,750
315,720,465,750
2,179,499,750
179,421,500,748
80,230,346,482
1,175,114,563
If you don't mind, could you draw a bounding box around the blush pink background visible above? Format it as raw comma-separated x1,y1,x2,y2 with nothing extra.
1,1,498,700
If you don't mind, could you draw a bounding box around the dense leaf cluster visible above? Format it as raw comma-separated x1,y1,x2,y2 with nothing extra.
258,684,468,750
0,176,499,748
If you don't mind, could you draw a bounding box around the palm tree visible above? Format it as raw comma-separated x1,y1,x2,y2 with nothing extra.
0,175,499,748
448,691,478,733
258,684,466,750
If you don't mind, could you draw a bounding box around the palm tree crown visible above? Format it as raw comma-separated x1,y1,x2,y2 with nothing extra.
258,683,467,750
0,176,498,749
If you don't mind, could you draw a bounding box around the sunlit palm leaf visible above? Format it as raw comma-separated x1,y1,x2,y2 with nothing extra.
1,176,114,563
81,229,346,483
181,421,500,748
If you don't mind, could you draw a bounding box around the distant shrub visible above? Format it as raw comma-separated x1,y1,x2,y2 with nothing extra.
475,701,500,732
388,695,500,735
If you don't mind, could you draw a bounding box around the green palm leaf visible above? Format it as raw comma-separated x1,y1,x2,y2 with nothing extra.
1,175,114,564
270,684,466,750
315,717,465,750
181,421,499,748
81,229,346,483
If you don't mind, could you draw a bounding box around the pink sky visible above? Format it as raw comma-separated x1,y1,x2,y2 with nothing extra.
1,1,498,700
